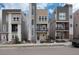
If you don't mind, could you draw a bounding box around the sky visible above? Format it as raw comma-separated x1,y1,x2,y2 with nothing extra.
0,3,79,19
0,3,64,14
0,3,65,19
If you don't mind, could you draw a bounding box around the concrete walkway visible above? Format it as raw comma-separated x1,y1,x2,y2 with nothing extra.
0,42,72,48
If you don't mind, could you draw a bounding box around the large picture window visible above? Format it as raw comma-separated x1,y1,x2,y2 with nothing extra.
59,13,66,20
12,24,18,32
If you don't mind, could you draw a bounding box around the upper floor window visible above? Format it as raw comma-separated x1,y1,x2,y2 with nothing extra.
70,24,72,27
32,29,33,35
42,16,44,21
13,17,19,21
76,24,78,27
17,17,19,21
39,16,48,21
32,6,36,15
70,15,72,19
59,13,66,20
32,19,34,25
32,9,34,15
39,16,41,21
13,17,16,21
12,24,18,32
45,16,47,21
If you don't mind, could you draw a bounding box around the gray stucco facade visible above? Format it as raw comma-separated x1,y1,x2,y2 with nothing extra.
0,9,27,43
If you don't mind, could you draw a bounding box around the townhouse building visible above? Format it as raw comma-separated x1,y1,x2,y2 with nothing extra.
50,4,73,42
36,9,49,43
73,10,79,38
0,9,27,43
28,3,49,43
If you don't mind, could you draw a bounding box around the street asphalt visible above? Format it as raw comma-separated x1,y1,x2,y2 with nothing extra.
0,46,79,55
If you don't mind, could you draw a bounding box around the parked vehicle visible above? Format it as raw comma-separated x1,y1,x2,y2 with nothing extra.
72,38,79,47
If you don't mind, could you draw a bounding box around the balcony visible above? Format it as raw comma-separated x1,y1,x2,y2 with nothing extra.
56,22,69,31
36,29,48,32
36,24,48,32
11,21,21,24
56,20,69,22
11,17,21,24
55,31,69,39
56,27,69,30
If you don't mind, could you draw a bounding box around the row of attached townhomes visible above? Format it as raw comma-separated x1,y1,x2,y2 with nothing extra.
0,3,48,43
0,3,75,44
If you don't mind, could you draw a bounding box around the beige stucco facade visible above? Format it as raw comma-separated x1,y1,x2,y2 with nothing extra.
28,3,49,43
36,9,49,43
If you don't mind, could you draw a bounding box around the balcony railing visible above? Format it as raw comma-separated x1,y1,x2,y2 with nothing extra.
11,20,21,24
56,27,69,30
36,29,48,32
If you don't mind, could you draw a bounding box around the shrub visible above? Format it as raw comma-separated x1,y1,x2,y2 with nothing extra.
9,36,21,44
14,36,21,44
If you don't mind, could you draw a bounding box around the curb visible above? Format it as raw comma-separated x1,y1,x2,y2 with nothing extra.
0,42,72,48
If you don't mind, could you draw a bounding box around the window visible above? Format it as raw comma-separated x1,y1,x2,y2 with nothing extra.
13,17,19,21
32,29,33,35
39,16,41,21
45,16,47,21
42,16,44,21
2,35,6,40
56,23,64,30
32,9,34,15
70,24,72,27
32,19,34,25
17,17,19,21
32,4,36,15
70,15,72,19
12,24,18,32
59,13,66,20
76,24,78,27
13,17,16,21
43,27,45,30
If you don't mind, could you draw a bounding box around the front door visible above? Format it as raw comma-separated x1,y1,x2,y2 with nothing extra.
37,34,40,43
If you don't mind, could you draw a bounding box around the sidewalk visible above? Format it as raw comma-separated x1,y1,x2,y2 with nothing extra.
0,42,72,48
